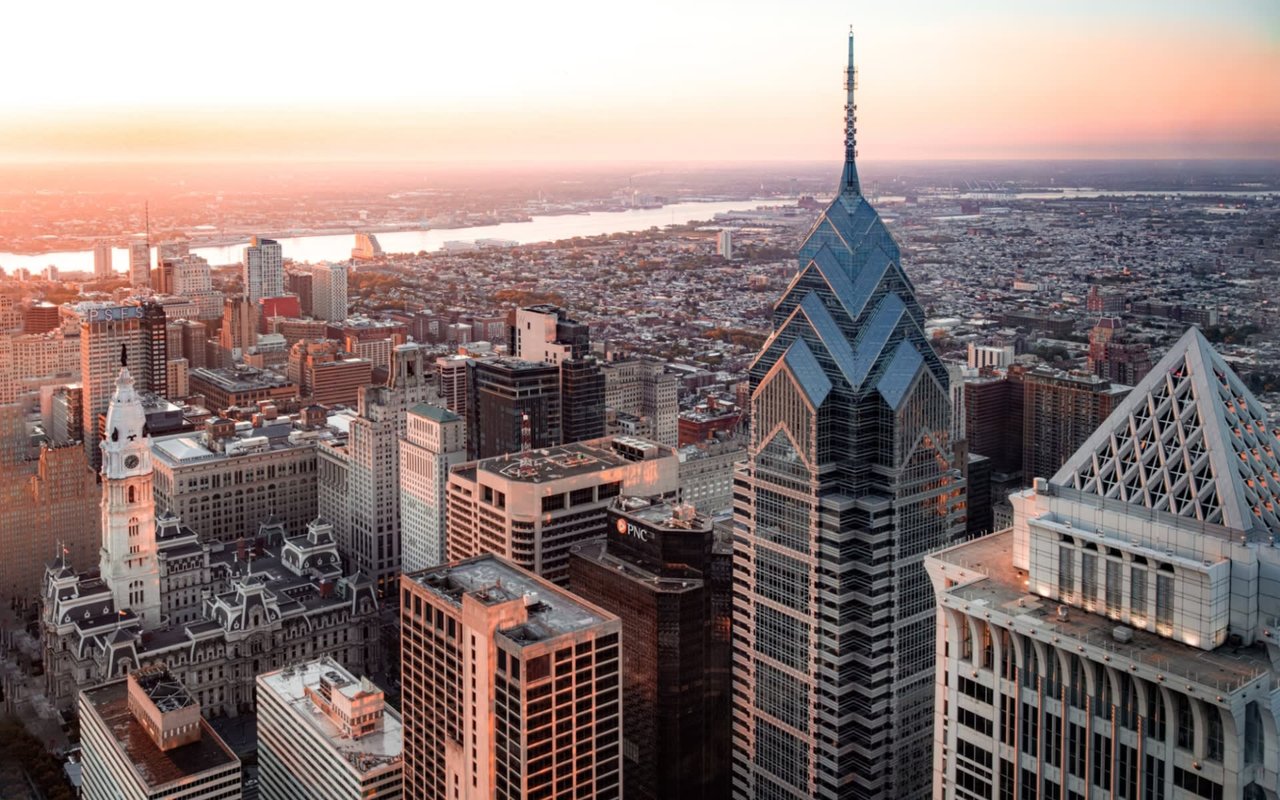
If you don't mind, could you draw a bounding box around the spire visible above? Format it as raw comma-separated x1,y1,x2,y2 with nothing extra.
841,29,861,197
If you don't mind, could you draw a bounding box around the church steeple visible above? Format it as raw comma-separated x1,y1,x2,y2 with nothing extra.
841,29,861,197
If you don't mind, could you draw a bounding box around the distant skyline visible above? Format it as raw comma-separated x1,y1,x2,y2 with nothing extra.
3,0,1278,163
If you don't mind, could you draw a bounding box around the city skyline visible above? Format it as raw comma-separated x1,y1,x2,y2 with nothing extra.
2,1,1277,164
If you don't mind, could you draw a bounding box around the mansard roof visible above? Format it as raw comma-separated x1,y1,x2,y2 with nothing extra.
1053,327,1280,537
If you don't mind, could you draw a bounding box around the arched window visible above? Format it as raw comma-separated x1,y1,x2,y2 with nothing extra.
127,486,136,504
128,517,140,538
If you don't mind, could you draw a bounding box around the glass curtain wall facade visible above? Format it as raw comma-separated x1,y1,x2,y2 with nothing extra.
731,33,965,800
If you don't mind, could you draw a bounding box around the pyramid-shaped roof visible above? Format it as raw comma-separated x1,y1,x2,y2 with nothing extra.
1052,327,1280,537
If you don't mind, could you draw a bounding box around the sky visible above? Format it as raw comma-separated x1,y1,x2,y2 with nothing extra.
2,0,1277,163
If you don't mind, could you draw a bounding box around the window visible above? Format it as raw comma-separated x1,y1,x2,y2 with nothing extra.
1130,568,1148,621
1058,546,1075,599
1106,559,1123,617
1081,553,1098,608
1155,574,1174,633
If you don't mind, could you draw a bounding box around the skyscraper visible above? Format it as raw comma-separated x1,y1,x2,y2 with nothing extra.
471,358,562,458
79,302,148,470
568,496,733,800
140,300,169,396
312,261,349,322
1022,366,1130,483
93,241,113,278
511,304,606,444
446,435,679,585
399,554,623,800
399,403,466,572
243,235,285,304
928,328,1280,800
129,239,151,289
731,34,965,800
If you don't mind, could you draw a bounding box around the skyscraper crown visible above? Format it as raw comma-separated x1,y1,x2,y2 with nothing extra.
1054,326,1280,538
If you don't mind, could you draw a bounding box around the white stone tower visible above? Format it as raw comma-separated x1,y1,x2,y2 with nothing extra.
98,367,162,628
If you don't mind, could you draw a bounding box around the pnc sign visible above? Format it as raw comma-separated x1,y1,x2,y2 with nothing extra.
614,516,653,543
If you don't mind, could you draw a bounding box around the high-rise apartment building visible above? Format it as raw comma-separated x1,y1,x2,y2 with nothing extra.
436,354,472,429
731,34,965,800
399,554,623,800
471,358,562,459
257,658,403,800
511,305,606,444
312,262,349,322
928,328,1280,800
963,367,1025,478
568,496,732,800
400,403,466,572
93,241,114,278
139,300,169,396
1022,366,1129,484
79,669,241,800
220,294,258,363
129,239,151,289
446,435,679,585
243,235,285,304
78,302,148,470
286,270,314,316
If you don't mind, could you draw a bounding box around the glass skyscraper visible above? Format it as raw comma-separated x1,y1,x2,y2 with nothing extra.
731,33,966,800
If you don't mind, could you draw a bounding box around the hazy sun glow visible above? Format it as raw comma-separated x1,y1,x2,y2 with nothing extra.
3,0,1277,162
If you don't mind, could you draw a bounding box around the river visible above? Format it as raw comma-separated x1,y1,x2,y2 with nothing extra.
0,199,765,273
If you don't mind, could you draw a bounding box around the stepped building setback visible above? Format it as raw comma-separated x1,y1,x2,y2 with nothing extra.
731,33,966,800
929,327,1280,800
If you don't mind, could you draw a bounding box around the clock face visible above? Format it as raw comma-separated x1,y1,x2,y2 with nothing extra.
124,455,140,469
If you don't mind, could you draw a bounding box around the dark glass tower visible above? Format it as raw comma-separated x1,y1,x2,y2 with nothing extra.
731,33,965,800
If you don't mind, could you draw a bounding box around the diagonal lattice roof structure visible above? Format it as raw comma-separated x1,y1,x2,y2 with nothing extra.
1052,327,1280,537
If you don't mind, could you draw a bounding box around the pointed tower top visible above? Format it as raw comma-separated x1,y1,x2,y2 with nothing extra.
840,30,860,197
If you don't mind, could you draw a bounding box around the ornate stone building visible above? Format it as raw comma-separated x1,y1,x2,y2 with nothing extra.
41,367,382,716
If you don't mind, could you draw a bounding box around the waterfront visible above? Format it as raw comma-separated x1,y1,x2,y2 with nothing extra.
0,199,764,273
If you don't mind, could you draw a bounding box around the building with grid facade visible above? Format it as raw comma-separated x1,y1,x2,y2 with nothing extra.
79,303,149,470
730,33,966,800
400,555,623,800
257,658,403,800
1022,367,1130,487
927,327,1280,800
400,404,467,572
446,435,679,586
243,236,284,304
567,496,732,800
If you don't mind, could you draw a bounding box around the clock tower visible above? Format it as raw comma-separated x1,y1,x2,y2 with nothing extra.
98,367,162,628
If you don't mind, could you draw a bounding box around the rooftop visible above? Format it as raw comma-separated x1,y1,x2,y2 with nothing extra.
477,437,667,484
189,366,294,392
408,403,459,424
81,680,238,790
409,554,612,644
933,529,1273,694
257,659,402,776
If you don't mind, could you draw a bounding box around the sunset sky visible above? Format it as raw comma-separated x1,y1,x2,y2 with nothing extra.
2,0,1277,163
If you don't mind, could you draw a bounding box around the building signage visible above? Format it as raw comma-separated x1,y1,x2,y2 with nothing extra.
615,516,652,543
86,305,143,323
